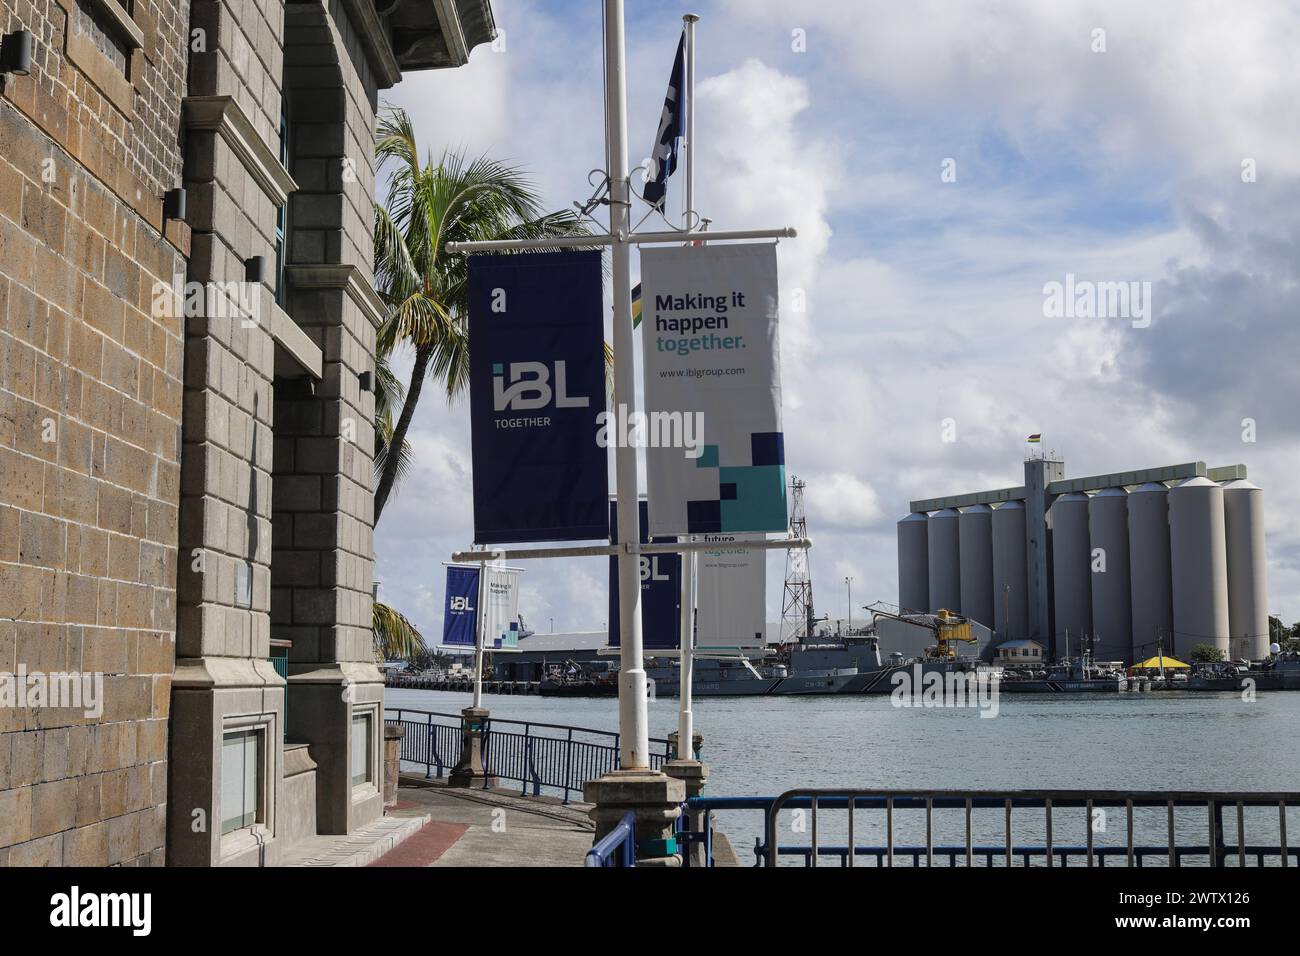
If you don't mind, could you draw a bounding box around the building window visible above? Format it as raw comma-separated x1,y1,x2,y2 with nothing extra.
351,713,372,787
221,729,262,833
275,103,290,305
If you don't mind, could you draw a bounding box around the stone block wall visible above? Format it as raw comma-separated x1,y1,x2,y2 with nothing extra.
0,0,190,866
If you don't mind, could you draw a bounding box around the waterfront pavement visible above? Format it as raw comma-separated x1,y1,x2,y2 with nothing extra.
283,774,740,866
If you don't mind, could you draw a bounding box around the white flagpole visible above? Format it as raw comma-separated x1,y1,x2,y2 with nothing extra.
677,12,700,763
472,566,486,709
606,0,650,769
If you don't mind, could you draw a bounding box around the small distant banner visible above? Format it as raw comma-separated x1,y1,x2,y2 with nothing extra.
441,565,481,647
695,532,767,651
468,250,609,544
640,243,787,536
480,566,522,650
608,500,680,650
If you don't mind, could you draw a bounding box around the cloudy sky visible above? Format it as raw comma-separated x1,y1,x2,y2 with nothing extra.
375,0,1300,639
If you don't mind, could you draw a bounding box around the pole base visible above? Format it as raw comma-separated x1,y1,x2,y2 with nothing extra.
448,706,494,788
662,759,709,865
584,769,685,867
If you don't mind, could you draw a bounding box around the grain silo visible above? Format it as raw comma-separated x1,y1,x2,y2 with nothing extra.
1127,482,1174,662
1221,479,1268,660
927,508,962,614
991,499,1028,641
1051,492,1092,657
1168,477,1230,657
958,505,995,627
897,512,931,614
1088,487,1132,663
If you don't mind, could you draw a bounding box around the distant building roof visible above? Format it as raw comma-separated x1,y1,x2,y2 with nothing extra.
513,630,609,654
997,639,1044,649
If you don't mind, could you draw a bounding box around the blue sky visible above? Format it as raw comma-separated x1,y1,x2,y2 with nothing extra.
375,0,1300,637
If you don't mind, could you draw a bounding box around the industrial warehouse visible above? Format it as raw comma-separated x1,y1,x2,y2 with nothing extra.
897,454,1270,665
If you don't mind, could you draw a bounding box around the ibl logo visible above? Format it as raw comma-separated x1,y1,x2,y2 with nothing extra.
493,361,589,412
639,556,669,581
449,596,474,612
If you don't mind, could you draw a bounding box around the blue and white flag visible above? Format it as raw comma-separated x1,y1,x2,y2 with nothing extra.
641,32,685,211
441,565,480,647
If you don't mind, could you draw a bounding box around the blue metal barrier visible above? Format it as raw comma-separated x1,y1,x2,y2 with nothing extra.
685,790,1300,868
585,811,637,867
384,708,672,803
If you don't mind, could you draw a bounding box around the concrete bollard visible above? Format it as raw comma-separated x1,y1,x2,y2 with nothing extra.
584,770,686,867
449,706,495,788
383,723,404,808
666,730,704,761
663,731,708,866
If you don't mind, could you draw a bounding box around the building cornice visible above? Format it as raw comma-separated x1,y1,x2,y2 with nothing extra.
339,0,404,89
286,264,389,330
182,95,298,207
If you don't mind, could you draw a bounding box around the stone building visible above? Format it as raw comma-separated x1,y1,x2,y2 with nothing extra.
0,0,494,865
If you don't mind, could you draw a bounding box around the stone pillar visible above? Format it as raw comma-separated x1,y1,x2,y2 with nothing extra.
663,730,708,866
448,706,493,788
383,723,404,808
666,729,704,761
584,771,685,867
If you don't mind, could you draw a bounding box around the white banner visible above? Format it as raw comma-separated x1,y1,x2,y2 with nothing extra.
695,532,767,651
639,243,786,537
480,566,521,650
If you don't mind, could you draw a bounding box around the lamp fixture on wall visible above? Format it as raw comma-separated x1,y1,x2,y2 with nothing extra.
0,30,33,76
163,187,187,222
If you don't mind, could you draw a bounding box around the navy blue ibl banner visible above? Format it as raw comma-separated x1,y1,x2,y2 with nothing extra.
608,500,680,650
441,565,480,647
468,250,609,544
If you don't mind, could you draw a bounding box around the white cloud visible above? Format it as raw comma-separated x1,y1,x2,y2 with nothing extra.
374,0,1300,639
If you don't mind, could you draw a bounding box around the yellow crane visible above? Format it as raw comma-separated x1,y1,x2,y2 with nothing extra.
866,602,980,660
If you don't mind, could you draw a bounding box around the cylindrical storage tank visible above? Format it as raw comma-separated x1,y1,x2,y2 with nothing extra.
1221,480,1268,660
958,505,995,628
926,508,962,614
1088,487,1132,664
1128,482,1174,663
991,500,1028,642
1050,492,1092,659
897,512,930,614
1168,477,1230,658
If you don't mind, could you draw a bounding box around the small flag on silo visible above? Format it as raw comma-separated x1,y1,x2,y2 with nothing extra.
1026,434,1042,443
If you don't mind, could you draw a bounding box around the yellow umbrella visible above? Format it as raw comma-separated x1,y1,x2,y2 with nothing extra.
1130,655,1190,670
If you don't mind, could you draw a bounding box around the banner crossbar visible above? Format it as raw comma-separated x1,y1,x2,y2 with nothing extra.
445,226,796,255
450,536,811,563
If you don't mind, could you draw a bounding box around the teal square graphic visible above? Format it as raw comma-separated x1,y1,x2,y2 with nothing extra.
695,444,719,468
719,465,787,531
492,362,504,374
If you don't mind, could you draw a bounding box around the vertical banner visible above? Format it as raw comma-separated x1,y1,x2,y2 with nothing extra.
468,250,609,544
639,243,786,536
480,566,522,650
695,532,767,651
608,500,680,650
441,565,481,647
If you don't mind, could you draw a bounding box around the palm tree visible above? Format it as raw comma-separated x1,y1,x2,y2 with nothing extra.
371,105,590,524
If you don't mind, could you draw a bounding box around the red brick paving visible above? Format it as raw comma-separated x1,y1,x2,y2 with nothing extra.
368,821,469,867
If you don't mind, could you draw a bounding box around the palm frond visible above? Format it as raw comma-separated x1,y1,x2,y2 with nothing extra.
373,601,427,661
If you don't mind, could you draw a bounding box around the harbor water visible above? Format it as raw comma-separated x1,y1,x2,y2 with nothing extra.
386,686,1300,865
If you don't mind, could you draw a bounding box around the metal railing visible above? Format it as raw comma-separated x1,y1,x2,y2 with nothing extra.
384,708,673,803
685,790,1300,867
585,811,637,867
